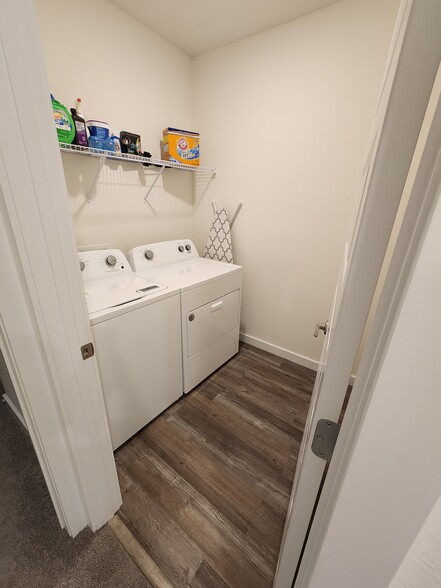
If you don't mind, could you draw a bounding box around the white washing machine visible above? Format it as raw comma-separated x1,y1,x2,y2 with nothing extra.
127,240,242,393
79,248,182,450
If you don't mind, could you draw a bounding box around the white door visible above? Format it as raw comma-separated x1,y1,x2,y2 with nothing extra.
0,0,121,535
274,1,441,585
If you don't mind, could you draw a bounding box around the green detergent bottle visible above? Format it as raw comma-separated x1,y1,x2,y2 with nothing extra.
51,95,75,144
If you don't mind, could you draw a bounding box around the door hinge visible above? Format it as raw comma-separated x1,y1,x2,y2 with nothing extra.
81,342,95,360
311,419,340,462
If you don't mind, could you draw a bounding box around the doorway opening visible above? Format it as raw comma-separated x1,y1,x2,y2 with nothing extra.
4,1,440,581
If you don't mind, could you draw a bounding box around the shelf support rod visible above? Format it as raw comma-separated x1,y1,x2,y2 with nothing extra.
230,201,243,229
144,165,165,202
194,171,216,206
86,155,106,203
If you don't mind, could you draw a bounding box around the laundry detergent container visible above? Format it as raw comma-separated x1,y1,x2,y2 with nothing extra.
86,120,109,140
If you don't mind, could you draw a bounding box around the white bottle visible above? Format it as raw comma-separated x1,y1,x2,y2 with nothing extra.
75,97,85,119
75,98,89,138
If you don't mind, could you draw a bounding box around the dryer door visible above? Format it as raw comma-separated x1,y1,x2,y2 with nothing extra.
187,289,240,357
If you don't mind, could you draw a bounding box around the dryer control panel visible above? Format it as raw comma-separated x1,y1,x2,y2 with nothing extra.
128,239,199,272
79,249,132,282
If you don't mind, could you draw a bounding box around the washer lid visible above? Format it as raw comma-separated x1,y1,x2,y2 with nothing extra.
135,258,242,292
176,259,242,292
84,274,167,315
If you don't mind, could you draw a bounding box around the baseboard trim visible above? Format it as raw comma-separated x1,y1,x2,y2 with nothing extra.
239,333,356,386
239,333,319,371
2,393,27,429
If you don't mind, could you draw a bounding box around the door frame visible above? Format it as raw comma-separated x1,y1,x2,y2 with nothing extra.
1,0,438,564
295,61,441,586
0,0,121,536
275,0,441,585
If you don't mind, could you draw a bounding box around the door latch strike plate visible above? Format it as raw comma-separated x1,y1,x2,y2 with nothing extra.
311,419,340,462
81,342,95,360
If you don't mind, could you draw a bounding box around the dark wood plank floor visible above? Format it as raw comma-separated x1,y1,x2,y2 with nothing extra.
115,343,316,587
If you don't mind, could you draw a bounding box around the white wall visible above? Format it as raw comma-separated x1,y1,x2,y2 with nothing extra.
36,0,194,254
389,492,441,588
192,0,399,367
307,184,441,587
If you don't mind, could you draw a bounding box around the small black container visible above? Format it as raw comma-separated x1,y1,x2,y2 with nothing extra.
120,131,142,155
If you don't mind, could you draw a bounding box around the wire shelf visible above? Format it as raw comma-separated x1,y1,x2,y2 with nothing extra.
59,142,215,174
59,142,216,203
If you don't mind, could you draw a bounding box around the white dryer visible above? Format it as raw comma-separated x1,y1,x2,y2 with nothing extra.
128,240,242,393
79,249,182,450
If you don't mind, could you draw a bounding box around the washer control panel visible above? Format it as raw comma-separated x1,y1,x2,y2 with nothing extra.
79,249,132,282
128,239,199,272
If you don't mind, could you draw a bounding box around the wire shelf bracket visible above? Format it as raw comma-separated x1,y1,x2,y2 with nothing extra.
196,171,216,203
86,155,106,203
144,165,165,202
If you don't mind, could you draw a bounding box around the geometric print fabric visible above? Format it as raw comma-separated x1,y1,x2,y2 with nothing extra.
203,207,234,263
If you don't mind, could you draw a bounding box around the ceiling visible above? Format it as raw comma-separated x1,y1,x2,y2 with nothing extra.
108,0,341,57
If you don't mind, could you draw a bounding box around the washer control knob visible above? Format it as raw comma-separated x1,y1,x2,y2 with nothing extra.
144,249,154,260
79,260,85,272
105,255,117,267
185,244,191,251
178,245,185,252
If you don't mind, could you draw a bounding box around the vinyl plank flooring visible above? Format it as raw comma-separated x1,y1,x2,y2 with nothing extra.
174,402,290,507
167,411,291,517
121,442,272,588
213,371,300,425
187,392,294,472
142,420,262,534
230,354,314,397
117,463,203,587
246,499,286,563
115,343,316,587
214,388,302,443
190,560,229,588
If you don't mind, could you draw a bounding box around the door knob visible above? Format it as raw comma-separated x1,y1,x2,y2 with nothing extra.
314,321,329,337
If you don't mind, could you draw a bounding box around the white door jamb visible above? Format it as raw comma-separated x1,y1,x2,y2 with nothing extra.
295,52,441,588
0,0,121,536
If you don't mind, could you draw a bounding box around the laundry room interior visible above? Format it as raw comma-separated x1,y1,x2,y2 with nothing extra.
2,0,415,586
35,0,399,371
